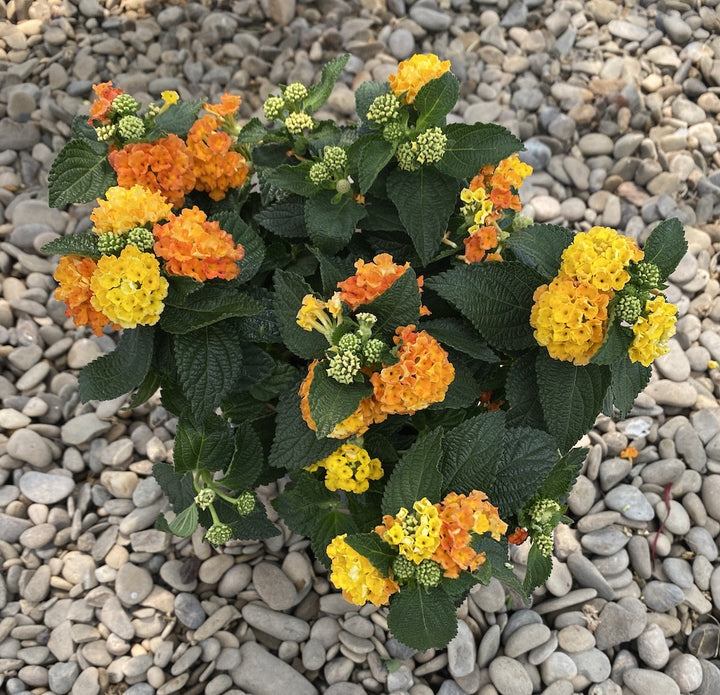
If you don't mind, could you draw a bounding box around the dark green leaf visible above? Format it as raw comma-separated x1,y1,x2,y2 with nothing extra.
436,123,523,179
313,251,355,296
233,287,282,343
173,322,244,411
255,198,308,238
221,393,270,424
249,361,298,401
505,351,546,430
217,423,265,491
72,115,103,146
48,139,117,208
427,262,543,352
345,533,396,576
361,268,421,340
415,71,460,129
305,191,367,254
536,447,588,503
263,163,318,197
305,53,351,114
427,354,479,410
359,199,405,232
152,462,195,514
386,167,460,264
308,362,373,438
40,232,100,258
312,509,358,568
537,351,611,453
128,370,162,409
356,81,390,123
505,224,574,280
211,211,265,284
590,321,633,366
273,471,339,536
524,543,553,593
226,499,280,540
168,504,198,538
388,584,458,651
273,270,331,360
441,412,505,495
238,117,268,145
173,413,235,473
154,100,202,135
422,318,499,362
235,344,275,391
610,356,651,419
474,535,526,600
78,326,154,402
347,134,395,194
382,428,443,515
642,218,688,280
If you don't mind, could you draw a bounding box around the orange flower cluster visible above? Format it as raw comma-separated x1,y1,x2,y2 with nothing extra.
338,254,410,311
53,255,119,336
204,94,243,118
88,82,124,124
463,226,502,264
153,206,245,282
186,114,249,201
433,491,508,578
371,325,455,416
109,134,196,208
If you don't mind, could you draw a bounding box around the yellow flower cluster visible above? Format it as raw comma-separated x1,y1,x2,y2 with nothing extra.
376,498,442,563
388,53,451,104
307,444,383,493
327,534,399,606
530,276,611,365
91,185,172,235
89,246,168,328
559,226,644,292
296,293,343,335
629,296,677,366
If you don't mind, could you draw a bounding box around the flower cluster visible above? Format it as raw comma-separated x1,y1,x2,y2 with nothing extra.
338,254,410,310
376,498,443,563
388,53,451,104
521,498,566,558
629,295,677,366
90,185,172,235
306,444,383,494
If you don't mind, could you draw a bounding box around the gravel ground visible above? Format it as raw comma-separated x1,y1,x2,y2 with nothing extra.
2,0,720,694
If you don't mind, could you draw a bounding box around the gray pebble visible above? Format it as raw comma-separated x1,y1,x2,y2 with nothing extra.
488,656,533,695
18,471,73,504
604,485,654,521
636,623,669,669
623,668,679,695
642,581,684,612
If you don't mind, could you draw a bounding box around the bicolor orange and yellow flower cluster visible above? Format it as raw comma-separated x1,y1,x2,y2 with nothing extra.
307,444,383,494
90,185,173,235
87,81,124,124
376,497,443,563
338,254,410,310
388,53,451,104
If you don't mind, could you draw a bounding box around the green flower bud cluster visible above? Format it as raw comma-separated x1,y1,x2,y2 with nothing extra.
284,82,309,104
382,122,406,142
525,498,564,559
263,95,286,120
111,93,141,117
367,93,401,125
392,555,416,583
534,533,554,558
323,146,347,173
327,350,362,384
512,215,533,232
205,523,232,546
363,338,385,364
127,227,155,252
356,312,377,340
235,491,255,516
335,179,352,195
338,333,362,354
146,103,161,119
95,124,117,142
396,141,420,172
117,115,146,141
309,162,331,185
615,294,643,325
633,261,662,289
97,233,126,256
285,112,315,134
414,127,447,165
194,487,216,511
416,559,442,587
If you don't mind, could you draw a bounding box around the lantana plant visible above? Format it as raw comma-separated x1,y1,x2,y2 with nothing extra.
44,53,687,650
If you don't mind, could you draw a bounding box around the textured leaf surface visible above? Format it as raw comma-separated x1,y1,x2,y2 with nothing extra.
505,350,546,430
255,198,308,238
347,134,395,194
524,543,554,593
48,139,116,207
154,100,202,135
611,357,652,419
590,321,633,366
40,232,100,258
263,163,318,197
505,224,574,280
273,472,338,536
168,504,198,538
642,217,688,280
212,211,265,284
312,509,358,568
415,72,459,129
173,414,235,473
305,53,350,113
536,446,588,503
422,318,498,362
305,191,367,253
217,423,265,492
361,268,421,340
388,584,458,651
152,462,194,514
345,533,396,576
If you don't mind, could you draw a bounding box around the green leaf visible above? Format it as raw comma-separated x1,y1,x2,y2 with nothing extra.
269,380,339,469
436,123,523,180
233,287,282,344
428,354,480,410
307,362,373,438
441,570,484,607
168,504,199,538
152,462,195,514
422,318,499,362
415,72,460,130
263,163,318,197
643,218,688,280
78,326,154,402
441,412,505,496
255,198,308,238
304,53,351,114
273,471,339,536
386,167,460,264
388,584,458,651
505,351,546,430
211,212,265,284
382,428,443,515
273,270,331,360
474,535,526,600
356,81,390,123
217,423,265,491
154,100,202,135
173,322,244,411
160,286,262,334
238,117,268,145
248,361,298,401
590,320,633,366
313,251,355,296
40,232,100,258
234,344,275,392
505,224,574,280
610,356,651,419
221,393,269,424
312,509,358,568
536,351,612,453
427,262,543,352
536,447,588,503
48,139,117,208
72,115,102,146
173,413,236,473
524,543,553,593
305,191,367,253
128,370,162,409
226,500,280,540
345,533,396,576
347,134,395,194
360,267,421,340
490,426,559,516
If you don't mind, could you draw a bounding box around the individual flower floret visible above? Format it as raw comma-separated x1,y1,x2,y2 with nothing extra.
308,443,383,494
117,115,145,140
88,81,125,124
296,292,343,340
462,226,499,264
91,185,173,235
153,206,245,282
559,226,644,292
388,53,452,104
235,491,255,516
89,245,168,329
371,325,455,416
161,90,179,107
530,277,611,366
53,255,117,337
628,295,677,367
285,112,314,134
203,93,242,119
263,95,286,120
205,522,232,546
109,134,196,208
327,534,399,606
337,254,410,311
366,92,401,125
376,498,443,564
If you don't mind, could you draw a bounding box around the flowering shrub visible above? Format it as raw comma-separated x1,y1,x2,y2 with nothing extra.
44,53,687,650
